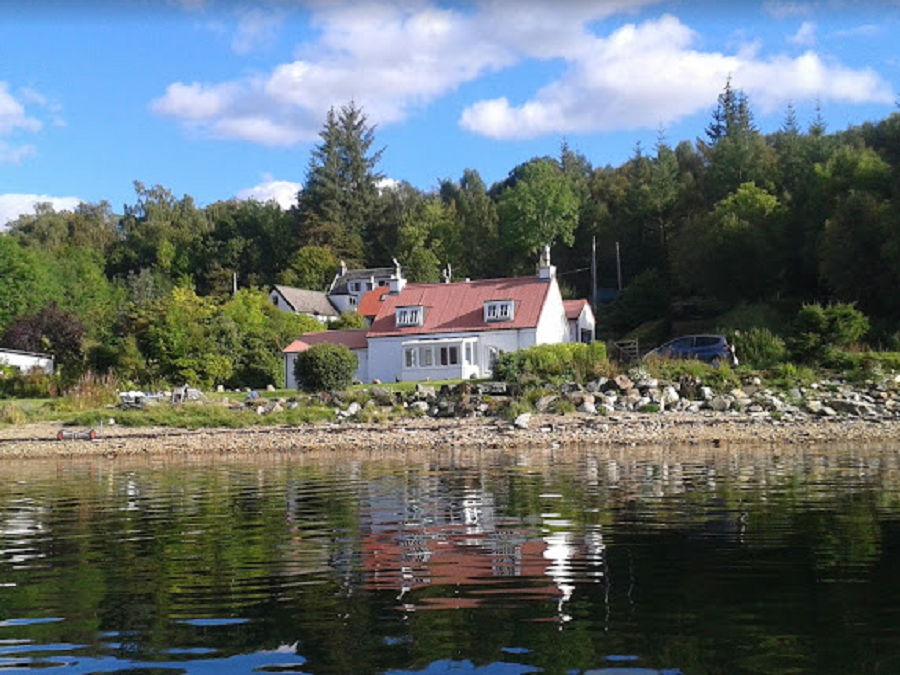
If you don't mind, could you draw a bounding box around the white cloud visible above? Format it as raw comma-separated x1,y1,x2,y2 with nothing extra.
763,1,814,19
0,194,81,228
232,6,286,55
0,83,41,136
790,21,816,46
0,142,36,165
460,14,894,139
154,1,895,145
236,178,301,210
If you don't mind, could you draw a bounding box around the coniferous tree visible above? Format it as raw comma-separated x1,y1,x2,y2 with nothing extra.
297,102,384,265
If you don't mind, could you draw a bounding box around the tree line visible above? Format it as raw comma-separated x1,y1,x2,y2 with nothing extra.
2,85,900,388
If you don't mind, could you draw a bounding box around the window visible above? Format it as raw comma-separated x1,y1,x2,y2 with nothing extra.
404,348,417,368
396,306,423,327
485,301,514,322
464,343,473,365
349,296,357,306
440,346,459,366
419,346,434,367
349,282,360,293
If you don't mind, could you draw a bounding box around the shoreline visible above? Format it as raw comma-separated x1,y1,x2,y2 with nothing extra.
2,411,899,459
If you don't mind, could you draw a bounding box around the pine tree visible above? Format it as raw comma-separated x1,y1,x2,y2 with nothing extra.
297,102,384,265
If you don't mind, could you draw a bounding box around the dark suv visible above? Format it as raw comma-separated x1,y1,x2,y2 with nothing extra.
646,334,738,366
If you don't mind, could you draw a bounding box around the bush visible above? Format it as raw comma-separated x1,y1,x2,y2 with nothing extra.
0,365,58,398
293,343,358,392
603,269,670,334
789,302,869,362
728,327,787,369
493,342,607,386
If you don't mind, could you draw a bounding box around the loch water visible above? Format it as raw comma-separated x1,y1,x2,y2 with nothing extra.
2,443,900,675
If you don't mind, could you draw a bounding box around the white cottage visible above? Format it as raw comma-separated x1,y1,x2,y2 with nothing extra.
365,251,577,383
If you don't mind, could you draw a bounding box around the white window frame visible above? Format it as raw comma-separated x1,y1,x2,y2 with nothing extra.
404,348,417,368
484,300,514,323
396,306,423,327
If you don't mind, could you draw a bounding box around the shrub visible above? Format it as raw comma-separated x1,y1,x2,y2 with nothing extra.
789,302,869,362
293,343,358,392
728,327,787,369
603,269,670,333
0,365,58,398
493,342,607,386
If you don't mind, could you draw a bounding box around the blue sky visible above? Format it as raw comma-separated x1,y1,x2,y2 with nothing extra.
0,0,898,225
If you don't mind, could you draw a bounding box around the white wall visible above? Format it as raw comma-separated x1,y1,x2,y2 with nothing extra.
0,349,54,374
368,329,533,383
534,279,569,344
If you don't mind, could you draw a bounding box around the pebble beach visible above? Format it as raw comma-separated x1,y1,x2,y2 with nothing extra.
2,410,899,460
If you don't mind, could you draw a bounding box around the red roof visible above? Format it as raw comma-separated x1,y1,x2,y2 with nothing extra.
564,299,589,320
367,277,553,338
358,288,389,317
283,329,369,354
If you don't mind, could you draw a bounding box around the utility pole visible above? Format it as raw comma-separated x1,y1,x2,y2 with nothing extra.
591,235,597,309
615,241,623,291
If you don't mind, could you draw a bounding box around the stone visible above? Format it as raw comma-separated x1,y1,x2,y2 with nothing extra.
414,384,437,400
409,401,430,413
708,396,730,412
514,413,531,429
346,402,361,416
535,395,558,412
266,384,276,392
614,374,634,391
577,400,597,414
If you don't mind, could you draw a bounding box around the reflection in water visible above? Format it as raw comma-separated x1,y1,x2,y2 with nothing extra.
0,444,900,674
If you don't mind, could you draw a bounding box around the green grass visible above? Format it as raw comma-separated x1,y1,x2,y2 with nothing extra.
67,401,339,429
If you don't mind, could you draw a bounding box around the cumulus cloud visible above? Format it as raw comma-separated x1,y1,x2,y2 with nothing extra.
154,1,895,144
236,178,301,209
0,194,81,228
460,14,894,139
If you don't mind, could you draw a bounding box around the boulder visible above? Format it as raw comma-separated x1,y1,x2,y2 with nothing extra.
614,374,634,391
514,413,531,429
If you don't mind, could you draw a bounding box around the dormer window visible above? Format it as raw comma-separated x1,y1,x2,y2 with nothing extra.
396,306,424,327
484,300,515,323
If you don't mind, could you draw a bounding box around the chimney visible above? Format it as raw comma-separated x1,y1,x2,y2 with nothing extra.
339,260,348,277
389,257,407,294
442,263,452,284
537,244,556,281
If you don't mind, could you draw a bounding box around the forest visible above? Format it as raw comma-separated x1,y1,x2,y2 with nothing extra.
2,81,900,389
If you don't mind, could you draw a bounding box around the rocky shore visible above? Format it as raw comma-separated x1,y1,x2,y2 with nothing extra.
1,408,898,460
3,369,900,459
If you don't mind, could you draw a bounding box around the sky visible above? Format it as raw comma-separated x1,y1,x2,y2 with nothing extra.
0,0,898,226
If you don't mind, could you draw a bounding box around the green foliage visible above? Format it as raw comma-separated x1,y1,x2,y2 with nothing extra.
604,269,670,334
0,366,58,399
278,245,338,290
298,102,383,263
329,311,366,330
293,343,358,392
494,342,607,386
768,362,818,390
716,302,791,334
789,302,870,362
497,159,580,271
728,327,787,369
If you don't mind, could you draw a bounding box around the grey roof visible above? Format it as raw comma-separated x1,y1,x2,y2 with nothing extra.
273,285,340,317
329,267,396,295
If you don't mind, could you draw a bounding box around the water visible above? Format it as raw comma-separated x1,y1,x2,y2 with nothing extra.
1,443,900,674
